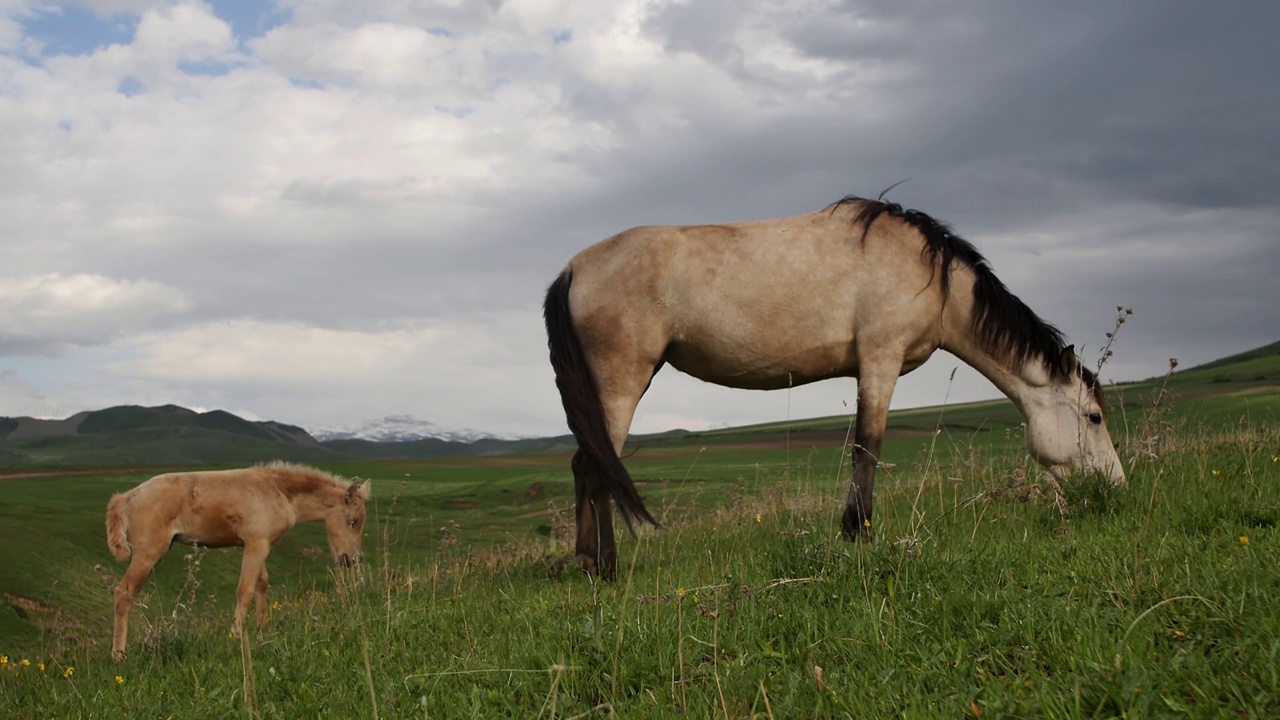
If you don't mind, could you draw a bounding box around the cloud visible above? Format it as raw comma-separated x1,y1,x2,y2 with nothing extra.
0,0,1276,435
0,273,190,355
100,312,561,434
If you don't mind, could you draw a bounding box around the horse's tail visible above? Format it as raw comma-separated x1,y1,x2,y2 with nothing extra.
543,270,657,531
105,492,132,560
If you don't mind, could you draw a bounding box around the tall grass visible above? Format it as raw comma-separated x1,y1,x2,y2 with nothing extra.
3,417,1278,719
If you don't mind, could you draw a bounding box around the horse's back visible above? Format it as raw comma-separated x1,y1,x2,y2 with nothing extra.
563,208,943,387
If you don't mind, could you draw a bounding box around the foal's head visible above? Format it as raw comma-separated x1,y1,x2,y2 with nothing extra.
1023,348,1126,485
324,479,371,567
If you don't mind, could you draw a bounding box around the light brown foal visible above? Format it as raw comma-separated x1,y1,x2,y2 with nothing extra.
105,462,369,661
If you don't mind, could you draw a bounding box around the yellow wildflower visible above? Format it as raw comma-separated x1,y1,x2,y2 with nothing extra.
21,659,30,667
863,519,872,528
270,600,282,613
1211,469,1221,477
1239,536,1249,546
677,587,686,599
0,654,7,664
115,675,125,685
63,667,75,679
754,513,762,524
37,663,45,672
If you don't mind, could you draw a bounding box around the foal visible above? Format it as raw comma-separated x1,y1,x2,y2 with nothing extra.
105,461,370,661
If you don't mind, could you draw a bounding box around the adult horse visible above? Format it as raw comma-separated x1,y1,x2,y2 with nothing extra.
105,461,370,661
543,195,1124,580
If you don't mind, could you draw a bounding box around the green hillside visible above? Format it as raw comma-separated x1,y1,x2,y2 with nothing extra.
0,405,335,468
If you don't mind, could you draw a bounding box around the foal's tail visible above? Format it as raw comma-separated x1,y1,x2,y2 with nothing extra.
105,492,133,560
543,270,657,531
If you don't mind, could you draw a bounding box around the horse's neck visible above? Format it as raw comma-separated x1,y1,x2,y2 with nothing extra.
941,315,1048,420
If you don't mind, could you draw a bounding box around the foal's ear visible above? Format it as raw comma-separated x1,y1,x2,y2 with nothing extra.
357,479,371,500
344,479,362,504
1056,345,1078,376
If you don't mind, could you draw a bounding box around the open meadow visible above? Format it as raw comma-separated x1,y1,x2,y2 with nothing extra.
1,344,1278,718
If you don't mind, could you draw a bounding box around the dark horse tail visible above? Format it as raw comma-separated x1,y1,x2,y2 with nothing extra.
543,270,657,531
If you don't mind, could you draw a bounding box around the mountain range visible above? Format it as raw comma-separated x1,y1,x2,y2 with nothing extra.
2,339,1276,469
0,404,569,468
311,415,497,443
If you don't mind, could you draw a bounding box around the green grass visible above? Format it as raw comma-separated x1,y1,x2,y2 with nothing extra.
2,416,1278,717
2,343,1278,717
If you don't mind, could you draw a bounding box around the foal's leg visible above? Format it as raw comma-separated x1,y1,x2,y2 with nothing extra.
254,566,270,628
112,542,169,662
842,360,902,540
232,539,270,638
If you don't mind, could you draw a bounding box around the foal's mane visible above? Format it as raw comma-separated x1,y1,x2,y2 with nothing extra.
258,461,353,499
830,195,1104,407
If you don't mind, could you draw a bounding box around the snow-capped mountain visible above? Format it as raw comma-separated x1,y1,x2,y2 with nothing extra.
311,415,494,444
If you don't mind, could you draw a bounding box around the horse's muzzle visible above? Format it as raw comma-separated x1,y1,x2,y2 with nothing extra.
337,553,358,568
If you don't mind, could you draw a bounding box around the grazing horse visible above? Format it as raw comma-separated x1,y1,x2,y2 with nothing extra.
544,195,1125,580
105,461,370,661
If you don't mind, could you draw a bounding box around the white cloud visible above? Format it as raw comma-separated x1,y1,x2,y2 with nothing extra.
99,312,561,434
0,273,190,354
132,1,234,65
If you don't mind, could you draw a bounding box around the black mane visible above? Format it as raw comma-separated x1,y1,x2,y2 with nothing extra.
831,195,1101,402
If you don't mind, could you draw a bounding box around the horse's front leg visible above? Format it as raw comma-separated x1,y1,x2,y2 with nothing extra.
842,366,900,540
232,539,270,638
254,566,270,628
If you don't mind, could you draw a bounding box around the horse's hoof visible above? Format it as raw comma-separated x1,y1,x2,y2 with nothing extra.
574,554,618,582
840,523,875,543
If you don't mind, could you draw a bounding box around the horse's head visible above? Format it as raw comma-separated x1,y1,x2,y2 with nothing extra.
325,478,371,567
1023,347,1126,486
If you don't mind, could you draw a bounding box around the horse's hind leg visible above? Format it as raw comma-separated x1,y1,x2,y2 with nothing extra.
574,359,657,580
232,539,270,638
572,449,617,579
112,541,168,662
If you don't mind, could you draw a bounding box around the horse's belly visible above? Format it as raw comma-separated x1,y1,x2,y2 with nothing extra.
664,339,854,390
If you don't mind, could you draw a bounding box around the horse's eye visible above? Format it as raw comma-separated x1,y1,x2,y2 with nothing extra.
349,518,358,528
1087,412,1102,425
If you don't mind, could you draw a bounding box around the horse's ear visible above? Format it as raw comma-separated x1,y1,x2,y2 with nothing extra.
357,479,371,500
1057,345,1078,376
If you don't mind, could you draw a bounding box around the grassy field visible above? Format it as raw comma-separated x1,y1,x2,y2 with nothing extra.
1,343,1277,718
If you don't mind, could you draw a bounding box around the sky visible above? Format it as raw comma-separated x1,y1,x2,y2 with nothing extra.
1,0,1277,438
